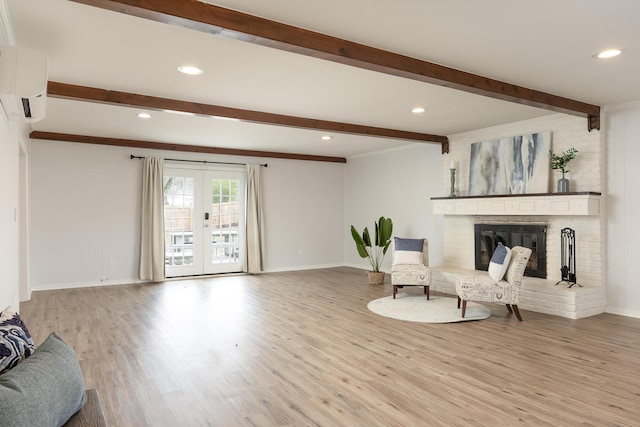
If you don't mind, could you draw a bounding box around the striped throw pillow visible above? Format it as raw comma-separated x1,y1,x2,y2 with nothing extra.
488,242,512,281
393,237,425,266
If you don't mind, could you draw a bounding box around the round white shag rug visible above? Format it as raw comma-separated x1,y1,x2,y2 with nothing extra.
367,294,491,323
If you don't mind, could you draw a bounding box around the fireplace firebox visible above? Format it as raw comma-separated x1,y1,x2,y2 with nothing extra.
474,224,547,278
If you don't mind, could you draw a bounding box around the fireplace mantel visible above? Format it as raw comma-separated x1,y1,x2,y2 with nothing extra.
431,192,600,216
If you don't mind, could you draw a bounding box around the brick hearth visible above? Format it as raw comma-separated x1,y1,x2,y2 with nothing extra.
429,266,606,320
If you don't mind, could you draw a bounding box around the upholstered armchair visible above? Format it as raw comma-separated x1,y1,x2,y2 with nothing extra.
456,245,532,321
390,237,430,299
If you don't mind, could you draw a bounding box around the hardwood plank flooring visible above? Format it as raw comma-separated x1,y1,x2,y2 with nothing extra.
19,267,640,426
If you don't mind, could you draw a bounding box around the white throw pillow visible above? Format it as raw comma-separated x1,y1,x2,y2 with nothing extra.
488,242,512,281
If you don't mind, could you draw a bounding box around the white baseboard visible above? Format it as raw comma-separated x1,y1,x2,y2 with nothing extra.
263,263,345,273
31,278,147,292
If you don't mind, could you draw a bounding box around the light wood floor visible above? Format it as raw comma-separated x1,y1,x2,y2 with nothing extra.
20,267,640,426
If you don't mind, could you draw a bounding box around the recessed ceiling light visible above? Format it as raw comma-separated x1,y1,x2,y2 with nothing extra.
412,107,426,114
137,112,151,119
321,135,333,141
595,49,622,59
178,65,204,75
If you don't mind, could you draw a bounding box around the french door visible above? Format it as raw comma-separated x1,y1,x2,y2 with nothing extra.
163,166,245,277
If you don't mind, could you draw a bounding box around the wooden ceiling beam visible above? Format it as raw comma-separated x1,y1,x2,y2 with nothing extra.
29,131,348,163
47,81,448,146
70,0,601,129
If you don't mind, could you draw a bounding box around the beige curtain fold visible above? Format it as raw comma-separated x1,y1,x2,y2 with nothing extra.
244,164,264,273
139,157,165,281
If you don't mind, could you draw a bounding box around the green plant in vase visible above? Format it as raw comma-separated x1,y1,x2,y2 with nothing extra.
549,147,578,192
350,216,393,284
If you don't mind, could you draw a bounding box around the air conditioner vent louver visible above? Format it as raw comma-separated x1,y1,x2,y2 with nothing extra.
21,97,30,118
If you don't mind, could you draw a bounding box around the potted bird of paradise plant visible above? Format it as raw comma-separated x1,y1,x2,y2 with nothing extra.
350,216,393,284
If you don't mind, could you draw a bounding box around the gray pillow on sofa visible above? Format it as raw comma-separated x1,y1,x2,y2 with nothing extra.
0,332,87,427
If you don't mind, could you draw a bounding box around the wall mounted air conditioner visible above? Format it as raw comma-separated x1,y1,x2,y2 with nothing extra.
0,45,47,123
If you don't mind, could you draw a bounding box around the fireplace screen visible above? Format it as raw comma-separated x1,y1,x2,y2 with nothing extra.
474,224,547,278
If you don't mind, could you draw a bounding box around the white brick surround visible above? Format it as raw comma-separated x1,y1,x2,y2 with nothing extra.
433,114,606,319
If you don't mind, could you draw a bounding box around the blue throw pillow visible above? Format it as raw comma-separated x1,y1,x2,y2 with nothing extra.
0,332,87,426
488,242,512,281
0,309,36,374
393,237,425,266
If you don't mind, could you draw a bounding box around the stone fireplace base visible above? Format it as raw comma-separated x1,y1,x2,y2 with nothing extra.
429,266,606,319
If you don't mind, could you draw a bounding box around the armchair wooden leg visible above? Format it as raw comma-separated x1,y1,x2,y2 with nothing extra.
424,286,430,300
457,296,461,309
393,285,397,299
505,304,523,320
461,300,467,318
512,305,523,321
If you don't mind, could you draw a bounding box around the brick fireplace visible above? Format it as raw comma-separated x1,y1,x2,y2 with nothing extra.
430,193,606,319
429,114,606,319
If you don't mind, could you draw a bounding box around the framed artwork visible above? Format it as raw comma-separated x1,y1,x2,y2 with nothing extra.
468,131,551,195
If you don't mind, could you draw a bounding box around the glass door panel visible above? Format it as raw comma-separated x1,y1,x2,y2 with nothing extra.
163,169,203,277
163,167,245,277
204,171,244,274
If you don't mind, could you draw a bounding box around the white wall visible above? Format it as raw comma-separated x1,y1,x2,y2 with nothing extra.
0,111,19,311
344,143,444,272
29,140,345,289
31,138,444,289
30,141,141,288
261,158,345,272
606,102,640,318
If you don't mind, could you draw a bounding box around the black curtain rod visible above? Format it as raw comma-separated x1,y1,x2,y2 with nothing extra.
130,155,267,167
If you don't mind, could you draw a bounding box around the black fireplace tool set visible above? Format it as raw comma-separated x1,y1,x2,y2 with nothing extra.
555,227,582,288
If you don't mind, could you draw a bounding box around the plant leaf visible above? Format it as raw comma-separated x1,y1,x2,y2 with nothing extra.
362,227,371,247
350,226,369,258
379,217,393,245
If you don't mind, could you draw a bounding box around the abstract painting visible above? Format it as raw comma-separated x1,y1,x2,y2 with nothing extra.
468,131,551,195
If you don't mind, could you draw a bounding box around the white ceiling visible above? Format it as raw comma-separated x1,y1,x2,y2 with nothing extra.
6,0,640,159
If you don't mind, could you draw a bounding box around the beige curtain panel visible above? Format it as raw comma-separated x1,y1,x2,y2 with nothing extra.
139,157,165,281
245,164,264,274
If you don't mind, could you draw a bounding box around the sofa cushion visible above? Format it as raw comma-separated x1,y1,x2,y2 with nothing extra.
393,237,425,266
0,332,86,427
0,308,36,374
488,242,512,281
